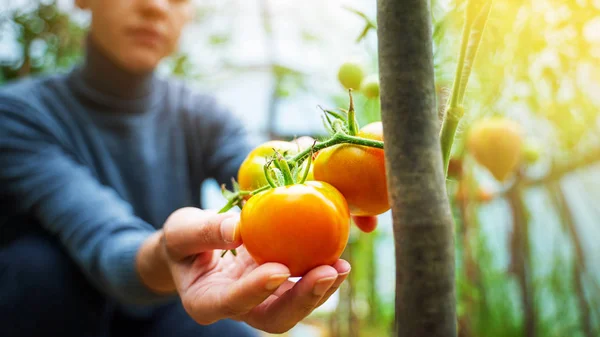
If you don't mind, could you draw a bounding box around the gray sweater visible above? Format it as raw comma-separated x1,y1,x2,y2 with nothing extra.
0,39,253,305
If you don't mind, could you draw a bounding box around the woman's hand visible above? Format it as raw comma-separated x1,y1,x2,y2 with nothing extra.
159,207,351,334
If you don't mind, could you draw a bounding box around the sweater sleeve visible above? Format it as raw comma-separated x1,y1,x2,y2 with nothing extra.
193,95,255,187
0,98,173,305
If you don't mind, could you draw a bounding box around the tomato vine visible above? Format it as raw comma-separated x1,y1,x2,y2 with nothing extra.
218,91,385,257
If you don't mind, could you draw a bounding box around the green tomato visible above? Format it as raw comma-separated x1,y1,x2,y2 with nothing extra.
360,74,380,99
337,62,365,90
522,143,541,164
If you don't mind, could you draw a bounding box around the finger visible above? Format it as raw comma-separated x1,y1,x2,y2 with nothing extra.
243,265,338,334
273,280,296,297
273,259,350,300
316,259,351,307
352,215,378,233
217,262,291,318
163,207,241,260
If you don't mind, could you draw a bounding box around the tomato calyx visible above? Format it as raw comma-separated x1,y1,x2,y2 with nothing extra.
265,144,316,188
319,90,359,137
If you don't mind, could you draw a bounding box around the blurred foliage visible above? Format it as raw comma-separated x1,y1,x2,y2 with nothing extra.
435,0,600,159
327,1,600,337
0,1,86,82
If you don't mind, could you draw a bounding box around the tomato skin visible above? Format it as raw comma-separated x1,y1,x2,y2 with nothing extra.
353,216,378,233
338,62,365,90
237,141,298,194
360,75,380,99
313,121,390,216
240,181,350,277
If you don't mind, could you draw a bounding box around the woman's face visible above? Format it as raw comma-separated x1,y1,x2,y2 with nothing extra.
77,0,193,73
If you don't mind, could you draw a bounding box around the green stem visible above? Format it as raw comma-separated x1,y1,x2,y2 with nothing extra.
218,185,271,214
289,133,384,166
278,157,294,185
347,90,358,136
242,185,270,196
299,147,313,184
457,1,493,104
440,0,492,177
440,106,464,176
338,134,384,148
438,11,470,176
448,14,471,110
263,162,277,188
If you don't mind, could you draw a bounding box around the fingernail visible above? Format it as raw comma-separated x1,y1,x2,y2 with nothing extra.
339,267,351,276
313,276,337,296
265,274,290,290
221,217,238,243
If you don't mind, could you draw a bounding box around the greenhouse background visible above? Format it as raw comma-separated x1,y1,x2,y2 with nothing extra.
1,0,599,336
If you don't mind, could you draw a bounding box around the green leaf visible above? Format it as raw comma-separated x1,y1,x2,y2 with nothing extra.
290,163,301,183
356,23,375,43
342,5,377,43
321,115,335,135
231,177,240,192
273,168,285,186
221,185,235,199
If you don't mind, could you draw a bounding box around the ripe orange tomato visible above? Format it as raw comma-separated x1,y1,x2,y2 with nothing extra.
467,118,523,182
313,121,389,216
237,140,298,195
240,181,350,277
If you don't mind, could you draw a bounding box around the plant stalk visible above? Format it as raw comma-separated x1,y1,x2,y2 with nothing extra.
377,0,456,335
289,133,384,166
439,0,493,177
347,90,359,136
440,106,465,176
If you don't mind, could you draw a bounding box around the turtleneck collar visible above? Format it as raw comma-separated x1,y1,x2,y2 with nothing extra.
67,34,164,114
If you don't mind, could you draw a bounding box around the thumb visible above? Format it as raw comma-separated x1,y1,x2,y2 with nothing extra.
162,207,241,261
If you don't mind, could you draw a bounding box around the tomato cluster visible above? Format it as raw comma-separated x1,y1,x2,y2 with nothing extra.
235,118,389,276
228,61,531,276
229,62,393,276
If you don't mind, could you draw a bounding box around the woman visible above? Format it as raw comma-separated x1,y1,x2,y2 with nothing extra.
0,1,350,336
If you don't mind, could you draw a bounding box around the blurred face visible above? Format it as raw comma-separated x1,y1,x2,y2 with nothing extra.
76,0,193,73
